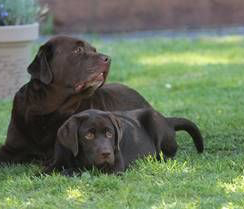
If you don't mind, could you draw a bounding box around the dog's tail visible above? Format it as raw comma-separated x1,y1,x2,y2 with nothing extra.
167,117,204,153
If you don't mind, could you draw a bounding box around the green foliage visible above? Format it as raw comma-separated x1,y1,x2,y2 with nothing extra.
0,0,40,25
0,36,244,208
40,13,54,35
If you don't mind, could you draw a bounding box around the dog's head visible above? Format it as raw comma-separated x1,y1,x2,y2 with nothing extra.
27,36,110,97
57,110,122,171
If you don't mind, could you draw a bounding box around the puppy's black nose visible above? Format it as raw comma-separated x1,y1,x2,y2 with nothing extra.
99,54,111,64
101,152,111,158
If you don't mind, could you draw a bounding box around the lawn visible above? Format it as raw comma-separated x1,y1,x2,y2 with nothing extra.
0,35,244,209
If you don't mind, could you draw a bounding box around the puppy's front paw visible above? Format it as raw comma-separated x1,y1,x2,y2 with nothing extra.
60,168,80,177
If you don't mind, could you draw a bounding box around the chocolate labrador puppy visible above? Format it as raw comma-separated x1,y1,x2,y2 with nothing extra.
46,109,204,174
0,36,151,164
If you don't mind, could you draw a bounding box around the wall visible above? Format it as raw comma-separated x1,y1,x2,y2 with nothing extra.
39,0,244,33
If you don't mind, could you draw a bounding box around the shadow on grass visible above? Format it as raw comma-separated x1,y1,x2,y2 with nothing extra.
0,152,243,209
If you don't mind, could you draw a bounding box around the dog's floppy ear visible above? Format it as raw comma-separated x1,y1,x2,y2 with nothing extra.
108,113,123,152
57,113,89,157
27,43,53,85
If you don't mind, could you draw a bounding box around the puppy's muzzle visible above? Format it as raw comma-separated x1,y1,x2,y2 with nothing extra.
95,149,114,166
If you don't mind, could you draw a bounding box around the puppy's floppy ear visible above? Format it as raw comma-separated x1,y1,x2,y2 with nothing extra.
57,116,80,157
108,113,123,152
27,43,53,85
57,113,89,157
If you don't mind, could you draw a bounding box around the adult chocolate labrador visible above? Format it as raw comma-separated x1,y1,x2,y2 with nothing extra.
46,109,203,174
0,36,150,164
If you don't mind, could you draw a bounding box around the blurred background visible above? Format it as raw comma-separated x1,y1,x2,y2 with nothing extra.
1,0,244,99
39,0,244,34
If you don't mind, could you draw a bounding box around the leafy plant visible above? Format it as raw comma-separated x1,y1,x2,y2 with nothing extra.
0,0,40,26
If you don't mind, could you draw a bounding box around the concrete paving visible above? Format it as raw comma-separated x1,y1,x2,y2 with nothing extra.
38,26,244,43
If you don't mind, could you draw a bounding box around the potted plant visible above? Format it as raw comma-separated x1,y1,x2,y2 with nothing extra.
0,0,41,99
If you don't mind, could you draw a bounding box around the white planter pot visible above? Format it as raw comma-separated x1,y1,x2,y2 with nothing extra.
0,23,39,99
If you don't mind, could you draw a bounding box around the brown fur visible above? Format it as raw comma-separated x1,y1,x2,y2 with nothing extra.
0,36,151,164
45,109,204,175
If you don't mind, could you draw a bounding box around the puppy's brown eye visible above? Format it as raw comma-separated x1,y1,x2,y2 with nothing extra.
73,46,83,54
85,132,94,140
106,131,113,138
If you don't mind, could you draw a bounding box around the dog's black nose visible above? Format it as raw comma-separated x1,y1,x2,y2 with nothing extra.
101,152,111,158
99,54,111,64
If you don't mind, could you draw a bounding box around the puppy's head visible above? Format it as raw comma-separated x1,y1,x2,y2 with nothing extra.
28,36,110,97
57,110,122,171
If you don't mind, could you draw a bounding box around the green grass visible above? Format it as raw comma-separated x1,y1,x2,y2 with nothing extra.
1,35,244,208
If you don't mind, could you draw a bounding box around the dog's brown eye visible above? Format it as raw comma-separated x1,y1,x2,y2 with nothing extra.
106,131,113,138
73,46,83,54
85,132,94,140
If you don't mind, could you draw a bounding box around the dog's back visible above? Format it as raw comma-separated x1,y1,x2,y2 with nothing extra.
114,108,203,165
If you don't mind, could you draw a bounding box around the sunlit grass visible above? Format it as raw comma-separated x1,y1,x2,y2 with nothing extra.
138,52,244,66
220,176,244,193
201,35,244,44
66,187,87,203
